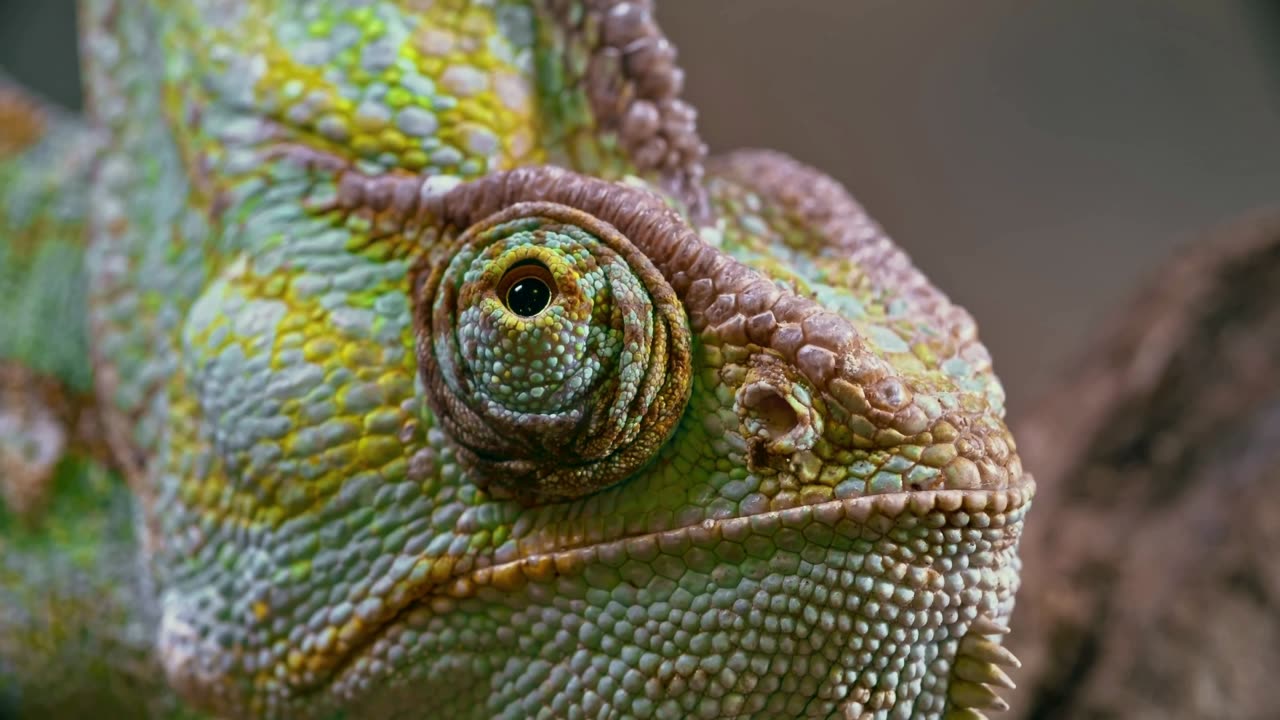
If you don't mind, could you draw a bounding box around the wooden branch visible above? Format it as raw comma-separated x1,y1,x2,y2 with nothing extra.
1008,208,1280,718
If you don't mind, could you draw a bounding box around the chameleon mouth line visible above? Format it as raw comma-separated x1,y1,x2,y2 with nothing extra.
315,473,1036,696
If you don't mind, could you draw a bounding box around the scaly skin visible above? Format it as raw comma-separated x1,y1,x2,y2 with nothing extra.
0,2,1032,718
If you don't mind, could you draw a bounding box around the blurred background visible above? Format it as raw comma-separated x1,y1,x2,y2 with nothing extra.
2,0,1278,421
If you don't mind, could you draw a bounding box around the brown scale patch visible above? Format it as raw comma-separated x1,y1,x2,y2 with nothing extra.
0,362,115,524
551,0,707,212
0,84,46,156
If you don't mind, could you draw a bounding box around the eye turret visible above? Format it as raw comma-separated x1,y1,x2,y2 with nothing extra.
415,201,692,504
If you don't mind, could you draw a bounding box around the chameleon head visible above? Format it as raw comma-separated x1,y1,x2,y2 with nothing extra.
121,2,1030,717
154,161,1030,719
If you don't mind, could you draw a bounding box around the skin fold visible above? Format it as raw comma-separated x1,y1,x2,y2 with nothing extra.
0,1,1032,718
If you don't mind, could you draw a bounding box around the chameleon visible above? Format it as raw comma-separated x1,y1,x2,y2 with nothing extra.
0,1,1032,718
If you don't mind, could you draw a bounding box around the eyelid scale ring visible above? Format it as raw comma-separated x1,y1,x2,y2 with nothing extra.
413,199,693,504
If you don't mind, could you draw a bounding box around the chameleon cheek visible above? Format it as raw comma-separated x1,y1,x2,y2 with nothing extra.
415,201,693,504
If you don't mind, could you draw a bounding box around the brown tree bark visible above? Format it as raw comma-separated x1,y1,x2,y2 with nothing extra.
1007,210,1280,719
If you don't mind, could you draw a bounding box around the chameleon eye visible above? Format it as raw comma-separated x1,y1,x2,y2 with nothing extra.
416,201,692,504
497,259,556,318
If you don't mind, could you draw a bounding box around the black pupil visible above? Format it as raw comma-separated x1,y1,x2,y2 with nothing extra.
507,277,551,317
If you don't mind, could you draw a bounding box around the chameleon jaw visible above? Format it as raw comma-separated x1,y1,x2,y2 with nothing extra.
153,461,1031,716
305,475,1035,715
